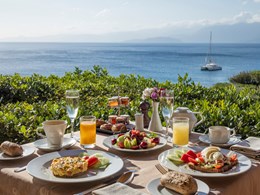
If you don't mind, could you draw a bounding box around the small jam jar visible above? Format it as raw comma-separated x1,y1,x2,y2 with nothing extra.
120,97,129,106
120,114,130,124
108,115,117,124
108,97,119,107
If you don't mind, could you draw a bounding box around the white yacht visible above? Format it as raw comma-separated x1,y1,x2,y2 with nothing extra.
201,32,222,71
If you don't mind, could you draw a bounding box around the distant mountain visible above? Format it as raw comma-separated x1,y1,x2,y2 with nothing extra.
125,36,182,43
1,22,260,43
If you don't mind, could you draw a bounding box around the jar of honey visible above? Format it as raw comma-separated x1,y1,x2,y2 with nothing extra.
108,97,119,107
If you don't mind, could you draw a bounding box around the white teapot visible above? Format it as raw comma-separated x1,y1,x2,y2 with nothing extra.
172,107,204,133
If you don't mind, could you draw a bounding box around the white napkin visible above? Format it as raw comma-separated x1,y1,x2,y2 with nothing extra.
230,137,260,159
92,183,149,195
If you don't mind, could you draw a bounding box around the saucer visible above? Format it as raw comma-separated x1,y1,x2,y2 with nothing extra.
199,134,241,147
34,138,77,152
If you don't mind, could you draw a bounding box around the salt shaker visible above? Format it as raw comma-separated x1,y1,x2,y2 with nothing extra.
135,113,144,131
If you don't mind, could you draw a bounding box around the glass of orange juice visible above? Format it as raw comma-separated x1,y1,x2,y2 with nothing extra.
172,117,189,146
80,116,96,148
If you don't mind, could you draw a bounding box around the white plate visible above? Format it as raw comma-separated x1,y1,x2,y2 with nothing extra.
27,149,124,183
34,138,77,152
103,134,167,152
158,147,252,177
147,178,210,195
0,145,35,161
199,134,241,147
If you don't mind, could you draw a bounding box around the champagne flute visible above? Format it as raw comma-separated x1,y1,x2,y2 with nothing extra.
65,90,79,138
160,90,174,142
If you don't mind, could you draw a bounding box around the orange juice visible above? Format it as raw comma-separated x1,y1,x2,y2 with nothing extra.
80,116,96,148
172,117,189,146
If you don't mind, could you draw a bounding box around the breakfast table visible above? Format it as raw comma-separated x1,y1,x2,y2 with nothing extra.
0,131,260,195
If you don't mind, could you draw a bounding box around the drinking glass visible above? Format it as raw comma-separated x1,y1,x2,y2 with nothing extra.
65,90,79,138
80,116,96,148
172,117,189,146
160,90,174,142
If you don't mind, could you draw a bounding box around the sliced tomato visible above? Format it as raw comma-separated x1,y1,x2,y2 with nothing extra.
83,156,89,160
188,157,198,165
198,157,205,163
196,152,202,158
186,150,197,159
87,156,99,167
181,153,192,163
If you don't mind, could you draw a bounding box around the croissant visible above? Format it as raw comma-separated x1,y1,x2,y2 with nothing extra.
0,141,23,157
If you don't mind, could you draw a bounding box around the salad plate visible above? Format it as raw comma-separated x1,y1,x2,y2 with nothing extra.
103,131,167,152
27,149,124,183
158,147,252,178
0,145,35,161
146,177,210,195
34,137,77,152
199,134,241,147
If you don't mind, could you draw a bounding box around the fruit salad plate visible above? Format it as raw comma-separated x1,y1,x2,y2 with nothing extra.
158,147,251,177
27,149,124,183
103,130,167,152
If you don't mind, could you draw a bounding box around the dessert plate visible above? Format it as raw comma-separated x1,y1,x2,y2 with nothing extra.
0,145,35,161
158,147,252,178
34,138,76,152
27,149,124,183
199,134,240,147
147,178,210,195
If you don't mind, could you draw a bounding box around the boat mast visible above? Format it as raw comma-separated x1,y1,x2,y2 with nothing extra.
208,31,212,63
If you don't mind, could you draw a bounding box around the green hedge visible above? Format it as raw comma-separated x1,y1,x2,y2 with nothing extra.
0,66,259,144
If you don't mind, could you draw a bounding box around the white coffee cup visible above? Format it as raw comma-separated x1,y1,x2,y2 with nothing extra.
208,126,236,144
36,120,67,149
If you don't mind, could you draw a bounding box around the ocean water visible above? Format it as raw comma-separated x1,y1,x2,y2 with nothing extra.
0,42,260,86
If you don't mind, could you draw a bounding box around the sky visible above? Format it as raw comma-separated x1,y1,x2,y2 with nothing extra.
0,0,260,40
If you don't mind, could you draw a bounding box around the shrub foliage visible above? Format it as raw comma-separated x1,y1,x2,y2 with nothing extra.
0,66,259,144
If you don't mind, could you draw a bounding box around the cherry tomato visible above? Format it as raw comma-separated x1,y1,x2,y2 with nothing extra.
196,152,202,158
188,157,198,165
198,157,205,163
215,164,224,169
83,156,89,160
87,156,99,167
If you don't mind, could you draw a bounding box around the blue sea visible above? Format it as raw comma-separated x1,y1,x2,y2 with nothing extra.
0,42,260,86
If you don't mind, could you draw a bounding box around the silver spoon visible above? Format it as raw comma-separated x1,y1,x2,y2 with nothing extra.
14,165,27,173
74,170,135,195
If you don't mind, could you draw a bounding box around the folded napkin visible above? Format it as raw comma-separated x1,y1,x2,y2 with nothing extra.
230,137,260,159
92,183,148,195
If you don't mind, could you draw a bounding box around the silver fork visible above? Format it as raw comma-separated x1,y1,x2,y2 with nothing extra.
155,164,167,175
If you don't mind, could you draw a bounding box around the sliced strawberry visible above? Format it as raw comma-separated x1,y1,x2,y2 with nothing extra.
118,141,124,148
181,153,192,163
186,150,197,159
188,157,198,165
131,145,139,150
87,156,99,167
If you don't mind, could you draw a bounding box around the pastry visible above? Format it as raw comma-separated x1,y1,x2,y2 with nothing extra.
50,156,88,177
0,141,23,157
111,123,127,132
96,119,107,128
116,116,127,124
160,170,197,195
100,123,113,131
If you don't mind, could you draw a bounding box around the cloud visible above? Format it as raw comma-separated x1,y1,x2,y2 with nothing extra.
95,9,111,17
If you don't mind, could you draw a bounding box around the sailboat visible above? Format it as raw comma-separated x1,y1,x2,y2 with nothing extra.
201,32,222,71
